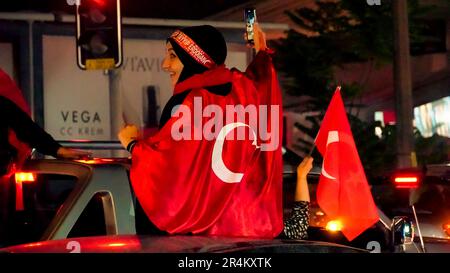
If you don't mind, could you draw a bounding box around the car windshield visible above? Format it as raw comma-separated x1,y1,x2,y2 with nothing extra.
372,182,450,220
301,163,450,239
371,165,450,239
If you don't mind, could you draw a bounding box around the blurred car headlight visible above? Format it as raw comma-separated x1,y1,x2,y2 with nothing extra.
443,222,450,237
326,220,343,232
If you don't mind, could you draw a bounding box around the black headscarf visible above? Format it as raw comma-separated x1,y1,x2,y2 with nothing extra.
167,25,227,83
160,25,230,128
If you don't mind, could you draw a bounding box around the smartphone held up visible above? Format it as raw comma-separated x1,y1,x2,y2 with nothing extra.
244,7,256,45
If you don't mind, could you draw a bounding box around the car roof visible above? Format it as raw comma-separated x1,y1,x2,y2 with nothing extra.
0,235,367,253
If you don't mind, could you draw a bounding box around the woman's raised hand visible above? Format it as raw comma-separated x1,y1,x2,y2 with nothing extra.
253,23,268,54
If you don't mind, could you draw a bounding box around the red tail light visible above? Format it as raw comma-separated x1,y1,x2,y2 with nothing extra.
15,172,36,183
392,174,420,189
91,0,106,7
14,172,36,211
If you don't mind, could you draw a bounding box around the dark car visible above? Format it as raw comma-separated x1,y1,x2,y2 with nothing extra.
372,163,450,252
282,148,450,253
0,143,418,253
0,156,369,254
0,235,368,253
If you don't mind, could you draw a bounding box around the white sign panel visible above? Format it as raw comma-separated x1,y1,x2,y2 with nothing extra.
43,35,111,141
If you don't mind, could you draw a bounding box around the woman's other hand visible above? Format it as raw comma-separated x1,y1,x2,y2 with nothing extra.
295,156,313,202
57,147,92,159
118,124,140,149
297,156,314,179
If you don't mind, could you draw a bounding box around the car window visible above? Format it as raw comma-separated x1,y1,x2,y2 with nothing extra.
68,192,107,238
1,173,77,247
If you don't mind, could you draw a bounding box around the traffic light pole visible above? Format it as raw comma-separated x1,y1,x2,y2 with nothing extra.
109,68,122,141
393,0,415,168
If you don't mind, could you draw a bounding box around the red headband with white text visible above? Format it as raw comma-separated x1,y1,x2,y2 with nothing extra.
170,30,216,69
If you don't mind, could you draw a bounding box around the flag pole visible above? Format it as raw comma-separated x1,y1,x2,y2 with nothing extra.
306,143,315,157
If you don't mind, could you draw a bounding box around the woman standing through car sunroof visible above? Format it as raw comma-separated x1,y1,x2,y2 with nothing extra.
118,24,311,239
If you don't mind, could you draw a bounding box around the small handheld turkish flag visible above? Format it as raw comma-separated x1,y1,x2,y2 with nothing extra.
315,87,379,241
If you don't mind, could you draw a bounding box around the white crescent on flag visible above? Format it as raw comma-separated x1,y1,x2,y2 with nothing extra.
321,130,339,180
211,122,259,183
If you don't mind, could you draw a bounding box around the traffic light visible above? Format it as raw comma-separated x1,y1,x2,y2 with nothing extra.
76,0,122,70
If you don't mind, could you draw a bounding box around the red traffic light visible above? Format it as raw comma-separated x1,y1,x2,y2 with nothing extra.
91,0,107,7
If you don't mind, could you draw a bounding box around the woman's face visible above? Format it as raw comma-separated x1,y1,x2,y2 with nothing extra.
162,42,184,87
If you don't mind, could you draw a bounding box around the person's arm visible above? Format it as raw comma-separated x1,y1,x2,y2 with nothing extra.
0,96,91,159
0,96,60,156
283,157,313,240
244,24,273,81
295,157,312,202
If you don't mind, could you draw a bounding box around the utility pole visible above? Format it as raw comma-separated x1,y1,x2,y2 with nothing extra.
109,68,122,139
393,0,415,168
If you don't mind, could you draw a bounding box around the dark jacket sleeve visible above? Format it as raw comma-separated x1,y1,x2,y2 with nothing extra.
0,96,61,157
281,201,310,240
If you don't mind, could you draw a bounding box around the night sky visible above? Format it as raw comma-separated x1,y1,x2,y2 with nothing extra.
0,0,250,19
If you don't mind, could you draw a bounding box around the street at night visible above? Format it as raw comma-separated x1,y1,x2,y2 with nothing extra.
0,0,449,270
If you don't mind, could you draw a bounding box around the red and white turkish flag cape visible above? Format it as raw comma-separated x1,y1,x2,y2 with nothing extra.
130,50,283,237
315,88,379,241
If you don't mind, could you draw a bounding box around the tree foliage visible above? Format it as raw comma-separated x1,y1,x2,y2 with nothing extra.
272,0,441,172
272,0,432,109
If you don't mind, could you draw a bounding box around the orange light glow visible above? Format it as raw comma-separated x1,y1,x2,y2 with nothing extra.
444,223,450,237
75,159,98,164
107,243,126,247
76,158,118,164
15,172,36,183
101,159,114,162
315,211,325,216
23,242,43,248
326,220,343,232
70,139,92,142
